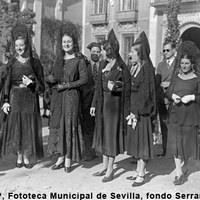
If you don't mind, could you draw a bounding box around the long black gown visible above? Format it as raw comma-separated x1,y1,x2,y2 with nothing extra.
166,75,200,160
1,59,44,158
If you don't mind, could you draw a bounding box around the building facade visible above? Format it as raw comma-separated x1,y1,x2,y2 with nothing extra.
82,0,151,64
4,0,200,68
150,0,200,67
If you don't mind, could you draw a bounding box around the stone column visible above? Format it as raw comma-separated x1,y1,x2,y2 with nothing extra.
55,0,63,20
20,0,27,11
33,0,42,57
82,0,86,53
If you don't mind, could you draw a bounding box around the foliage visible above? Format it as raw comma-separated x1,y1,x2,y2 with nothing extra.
0,0,36,57
41,17,82,74
165,0,181,46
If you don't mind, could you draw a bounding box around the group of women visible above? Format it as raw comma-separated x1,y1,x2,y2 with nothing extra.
0,23,199,187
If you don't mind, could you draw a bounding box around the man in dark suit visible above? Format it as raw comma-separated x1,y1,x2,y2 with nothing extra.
80,42,101,161
156,40,177,157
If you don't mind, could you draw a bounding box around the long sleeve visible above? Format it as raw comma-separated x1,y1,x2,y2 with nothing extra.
32,58,45,94
194,78,200,104
68,58,88,89
91,64,103,108
131,64,156,116
165,76,176,102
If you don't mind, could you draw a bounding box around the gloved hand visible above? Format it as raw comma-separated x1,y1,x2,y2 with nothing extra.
126,112,137,130
56,83,69,92
107,80,114,91
2,103,10,114
172,93,181,104
181,95,195,104
22,75,33,86
47,74,57,83
90,107,95,116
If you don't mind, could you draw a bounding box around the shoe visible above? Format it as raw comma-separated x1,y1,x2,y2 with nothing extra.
42,114,49,118
93,169,107,177
51,162,64,170
132,175,145,187
64,166,71,173
102,172,114,183
157,153,166,158
16,162,23,168
174,173,186,185
24,163,32,169
126,171,138,180
84,155,97,162
173,169,188,184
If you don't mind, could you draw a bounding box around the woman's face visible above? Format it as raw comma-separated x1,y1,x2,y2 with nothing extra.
15,38,26,56
62,35,74,53
129,46,139,65
180,58,192,74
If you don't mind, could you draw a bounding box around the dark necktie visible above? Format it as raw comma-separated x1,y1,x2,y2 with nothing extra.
93,63,98,80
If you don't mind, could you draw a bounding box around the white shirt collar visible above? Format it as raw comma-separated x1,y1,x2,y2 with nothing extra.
166,56,175,67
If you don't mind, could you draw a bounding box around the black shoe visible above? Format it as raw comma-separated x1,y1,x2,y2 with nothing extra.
51,162,64,170
93,169,107,177
16,162,23,168
84,155,98,162
174,173,186,185
102,172,114,183
42,114,49,118
157,153,166,158
132,175,145,187
24,163,32,169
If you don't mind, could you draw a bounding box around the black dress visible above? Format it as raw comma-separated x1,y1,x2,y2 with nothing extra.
1,59,44,158
126,63,155,159
166,75,200,160
92,61,130,157
52,57,88,162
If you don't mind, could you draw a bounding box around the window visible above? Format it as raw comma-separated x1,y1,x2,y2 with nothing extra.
95,35,106,43
92,0,107,14
123,35,134,64
118,0,138,11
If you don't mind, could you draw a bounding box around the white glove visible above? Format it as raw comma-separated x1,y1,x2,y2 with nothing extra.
172,93,181,104
107,80,114,91
22,75,33,86
181,95,195,104
2,103,10,114
126,112,137,130
90,107,96,116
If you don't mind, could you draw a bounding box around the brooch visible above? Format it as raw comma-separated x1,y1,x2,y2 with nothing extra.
117,67,122,71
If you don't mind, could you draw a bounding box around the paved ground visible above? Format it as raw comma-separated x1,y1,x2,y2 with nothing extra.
0,118,200,200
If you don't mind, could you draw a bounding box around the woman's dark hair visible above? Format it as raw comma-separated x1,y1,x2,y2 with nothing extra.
62,32,79,54
180,54,195,65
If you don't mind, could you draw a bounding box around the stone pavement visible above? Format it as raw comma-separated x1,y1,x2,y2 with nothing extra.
0,119,200,200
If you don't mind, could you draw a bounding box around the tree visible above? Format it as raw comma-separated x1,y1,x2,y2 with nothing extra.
0,0,36,60
165,0,181,46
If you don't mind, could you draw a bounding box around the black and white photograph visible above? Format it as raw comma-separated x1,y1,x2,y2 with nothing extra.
0,0,200,200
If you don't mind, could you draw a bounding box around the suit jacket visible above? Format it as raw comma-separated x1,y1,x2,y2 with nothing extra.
80,61,98,110
156,58,177,106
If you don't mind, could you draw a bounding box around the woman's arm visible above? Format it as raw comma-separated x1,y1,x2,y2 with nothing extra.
31,58,45,94
67,59,88,89
131,65,156,116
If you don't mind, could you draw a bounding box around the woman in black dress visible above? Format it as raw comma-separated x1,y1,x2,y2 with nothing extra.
126,32,156,187
91,29,130,182
47,25,88,172
166,54,200,185
1,24,44,168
